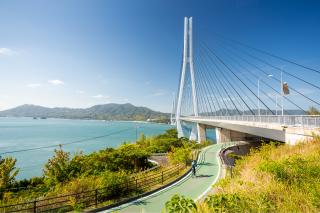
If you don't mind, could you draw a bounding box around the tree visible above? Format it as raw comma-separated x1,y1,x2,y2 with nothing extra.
307,106,320,115
0,156,19,189
43,149,84,185
168,144,192,165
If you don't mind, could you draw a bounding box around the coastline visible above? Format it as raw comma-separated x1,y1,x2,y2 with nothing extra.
0,116,171,125
0,118,172,180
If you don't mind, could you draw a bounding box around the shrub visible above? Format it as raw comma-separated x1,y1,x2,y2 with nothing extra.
164,194,197,213
43,149,84,186
168,144,192,165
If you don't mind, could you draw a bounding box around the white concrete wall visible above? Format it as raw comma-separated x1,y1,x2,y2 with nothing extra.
181,117,320,145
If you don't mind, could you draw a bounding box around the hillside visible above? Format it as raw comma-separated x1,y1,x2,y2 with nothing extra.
198,138,320,212
0,103,170,121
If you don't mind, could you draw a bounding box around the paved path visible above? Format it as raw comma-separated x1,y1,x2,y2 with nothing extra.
107,144,222,213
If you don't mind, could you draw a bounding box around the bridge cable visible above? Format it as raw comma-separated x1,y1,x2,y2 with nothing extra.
212,33,320,76
200,44,260,115
235,45,320,93
194,50,219,115
221,41,320,106
197,49,247,115
199,45,256,115
194,50,232,116
213,40,288,111
194,63,211,116
199,47,247,115
194,54,226,116
197,51,242,115
214,41,307,113
194,56,218,115
218,40,320,107
202,42,275,115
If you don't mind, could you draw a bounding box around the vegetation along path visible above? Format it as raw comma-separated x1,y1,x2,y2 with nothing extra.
106,144,223,213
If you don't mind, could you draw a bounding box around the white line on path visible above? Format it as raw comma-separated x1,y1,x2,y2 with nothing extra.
195,147,221,202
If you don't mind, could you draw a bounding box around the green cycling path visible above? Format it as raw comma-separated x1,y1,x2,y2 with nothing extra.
108,144,223,213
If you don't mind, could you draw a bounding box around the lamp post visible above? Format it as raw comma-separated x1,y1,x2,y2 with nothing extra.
275,95,278,115
280,68,284,116
258,78,260,116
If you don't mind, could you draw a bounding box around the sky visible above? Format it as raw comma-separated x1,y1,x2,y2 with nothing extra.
0,0,320,112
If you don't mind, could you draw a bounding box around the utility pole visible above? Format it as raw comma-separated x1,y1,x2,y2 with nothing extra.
281,68,284,116
258,79,260,116
275,95,278,115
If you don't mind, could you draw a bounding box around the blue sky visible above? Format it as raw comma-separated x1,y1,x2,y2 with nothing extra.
0,0,320,112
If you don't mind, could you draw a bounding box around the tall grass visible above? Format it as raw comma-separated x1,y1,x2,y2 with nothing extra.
200,137,320,212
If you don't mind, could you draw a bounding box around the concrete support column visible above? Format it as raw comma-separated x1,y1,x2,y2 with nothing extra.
197,123,206,143
189,123,206,143
189,124,197,141
215,128,231,144
176,120,184,138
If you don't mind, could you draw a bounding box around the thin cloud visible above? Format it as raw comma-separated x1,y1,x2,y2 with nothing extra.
0,48,16,56
92,94,110,99
48,79,64,85
27,83,41,88
151,90,166,97
152,92,165,96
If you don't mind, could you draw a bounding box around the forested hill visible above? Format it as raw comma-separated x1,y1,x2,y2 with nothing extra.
0,103,170,121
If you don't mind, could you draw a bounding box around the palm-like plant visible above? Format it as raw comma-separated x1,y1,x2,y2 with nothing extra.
0,156,19,189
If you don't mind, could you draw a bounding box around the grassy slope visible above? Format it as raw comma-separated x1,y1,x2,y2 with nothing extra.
199,137,320,212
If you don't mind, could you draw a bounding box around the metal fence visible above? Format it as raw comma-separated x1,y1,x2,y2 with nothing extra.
0,164,186,213
185,115,320,128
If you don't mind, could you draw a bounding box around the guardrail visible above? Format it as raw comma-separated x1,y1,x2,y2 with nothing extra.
0,164,186,213
183,115,320,128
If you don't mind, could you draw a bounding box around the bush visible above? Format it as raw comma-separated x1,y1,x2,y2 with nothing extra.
168,144,193,165
164,194,197,213
1,128,197,209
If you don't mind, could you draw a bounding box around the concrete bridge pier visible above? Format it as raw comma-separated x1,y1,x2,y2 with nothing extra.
189,123,206,143
215,128,250,144
197,123,206,143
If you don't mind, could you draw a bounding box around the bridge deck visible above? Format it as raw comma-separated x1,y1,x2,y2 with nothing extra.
105,144,222,213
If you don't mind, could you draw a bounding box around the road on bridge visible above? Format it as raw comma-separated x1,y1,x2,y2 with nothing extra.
106,144,223,213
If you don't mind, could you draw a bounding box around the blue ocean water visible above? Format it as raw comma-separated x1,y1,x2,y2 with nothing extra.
181,121,216,142
0,117,172,180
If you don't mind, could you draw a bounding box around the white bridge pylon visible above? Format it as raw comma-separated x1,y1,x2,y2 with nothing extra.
176,17,202,142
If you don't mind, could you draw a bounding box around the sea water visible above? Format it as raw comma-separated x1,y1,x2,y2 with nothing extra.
0,117,172,180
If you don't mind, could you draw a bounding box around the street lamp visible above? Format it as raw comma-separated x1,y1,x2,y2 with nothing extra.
258,74,273,116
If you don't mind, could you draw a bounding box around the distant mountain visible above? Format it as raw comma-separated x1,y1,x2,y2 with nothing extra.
0,103,170,121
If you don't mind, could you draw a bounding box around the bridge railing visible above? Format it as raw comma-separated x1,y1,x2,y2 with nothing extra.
188,115,320,128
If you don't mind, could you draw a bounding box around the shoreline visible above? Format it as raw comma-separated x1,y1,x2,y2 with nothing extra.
0,116,171,125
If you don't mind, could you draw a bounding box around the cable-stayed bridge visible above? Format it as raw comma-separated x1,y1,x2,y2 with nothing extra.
173,17,320,145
